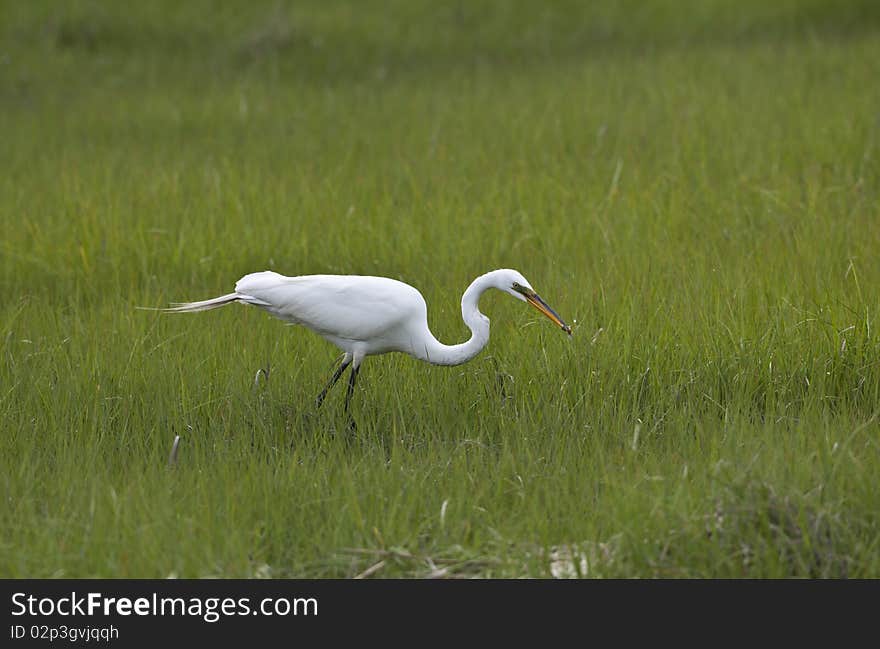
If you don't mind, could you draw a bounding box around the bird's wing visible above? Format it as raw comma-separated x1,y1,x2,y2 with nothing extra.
234,272,426,341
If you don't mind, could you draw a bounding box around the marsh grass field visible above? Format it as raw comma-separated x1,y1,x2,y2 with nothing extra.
2,0,880,578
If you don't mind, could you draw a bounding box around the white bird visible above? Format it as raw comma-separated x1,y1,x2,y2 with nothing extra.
161,269,571,414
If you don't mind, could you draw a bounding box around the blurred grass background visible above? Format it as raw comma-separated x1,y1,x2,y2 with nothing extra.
1,0,879,577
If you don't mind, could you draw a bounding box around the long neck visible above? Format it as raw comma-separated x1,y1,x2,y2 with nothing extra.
411,272,496,366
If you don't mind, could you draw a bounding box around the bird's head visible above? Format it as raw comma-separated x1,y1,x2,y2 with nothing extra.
498,270,572,336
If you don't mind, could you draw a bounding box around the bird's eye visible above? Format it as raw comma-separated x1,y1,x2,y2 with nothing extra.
511,282,531,296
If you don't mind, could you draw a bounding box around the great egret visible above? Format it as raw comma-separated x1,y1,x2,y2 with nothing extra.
161,268,571,412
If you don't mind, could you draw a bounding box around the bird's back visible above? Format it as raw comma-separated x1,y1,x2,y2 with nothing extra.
234,272,429,353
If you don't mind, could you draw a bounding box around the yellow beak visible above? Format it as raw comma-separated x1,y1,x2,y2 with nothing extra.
525,293,572,335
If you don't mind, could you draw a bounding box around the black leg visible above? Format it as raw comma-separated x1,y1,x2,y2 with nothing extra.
344,363,360,413
344,364,360,433
315,356,351,408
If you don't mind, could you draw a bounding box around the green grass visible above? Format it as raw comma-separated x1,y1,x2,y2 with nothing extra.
2,0,879,577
